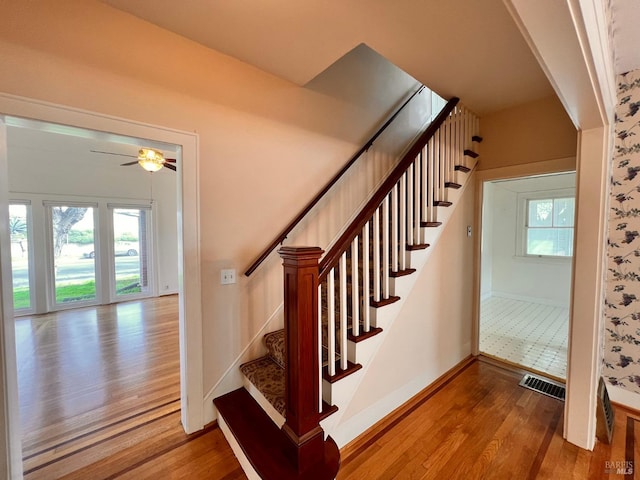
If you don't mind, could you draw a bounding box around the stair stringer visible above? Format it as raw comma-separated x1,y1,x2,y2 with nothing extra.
320,159,477,446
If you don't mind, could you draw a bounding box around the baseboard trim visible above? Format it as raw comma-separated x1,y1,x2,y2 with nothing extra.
477,353,565,384
607,384,640,412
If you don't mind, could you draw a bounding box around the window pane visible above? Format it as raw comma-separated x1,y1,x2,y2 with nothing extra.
51,206,97,304
528,199,553,227
9,204,31,310
553,197,574,227
527,228,574,256
113,208,151,298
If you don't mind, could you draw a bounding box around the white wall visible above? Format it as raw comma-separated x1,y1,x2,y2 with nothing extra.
483,173,575,307
6,125,179,312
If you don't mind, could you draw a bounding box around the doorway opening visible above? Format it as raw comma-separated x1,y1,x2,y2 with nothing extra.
0,100,203,478
479,171,575,380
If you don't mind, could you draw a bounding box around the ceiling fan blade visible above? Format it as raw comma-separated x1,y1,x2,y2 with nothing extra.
165,158,177,163
91,149,138,158
164,163,177,171
120,161,139,166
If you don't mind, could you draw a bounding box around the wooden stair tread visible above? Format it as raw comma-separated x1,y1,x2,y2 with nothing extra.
320,402,339,421
472,135,483,143
445,181,461,189
433,201,452,207
323,360,362,383
390,268,416,277
347,326,383,343
407,243,430,251
463,149,479,158
371,295,401,308
455,165,471,173
422,221,442,227
214,389,340,480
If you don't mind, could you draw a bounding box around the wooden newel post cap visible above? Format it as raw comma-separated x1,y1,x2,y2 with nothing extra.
278,246,324,264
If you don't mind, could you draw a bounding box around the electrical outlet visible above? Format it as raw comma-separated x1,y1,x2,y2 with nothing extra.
467,225,472,237
221,269,236,285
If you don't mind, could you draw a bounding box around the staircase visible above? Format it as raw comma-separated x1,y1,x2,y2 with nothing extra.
214,97,480,479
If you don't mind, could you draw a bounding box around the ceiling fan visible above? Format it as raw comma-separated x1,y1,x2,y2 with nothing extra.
90,147,177,172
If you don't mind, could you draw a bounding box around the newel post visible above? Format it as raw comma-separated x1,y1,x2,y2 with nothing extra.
278,246,325,473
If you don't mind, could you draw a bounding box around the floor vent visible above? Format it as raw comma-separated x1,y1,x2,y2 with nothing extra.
519,373,565,401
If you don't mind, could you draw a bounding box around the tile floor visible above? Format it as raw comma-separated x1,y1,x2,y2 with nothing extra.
479,295,569,379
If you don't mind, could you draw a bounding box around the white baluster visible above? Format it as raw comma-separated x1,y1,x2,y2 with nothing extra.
363,222,371,333
414,154,421,246
399,174,407,270
351,236,359,338
407,163,414,246
391,184,399,273
340,253,348,371
434,129,440,204
318,283,323,412
451,108,464,173
427,138,434,223
421,146,428,224
373,207,381,303
382,194,390,299
439,125,446,198
327,268,336,377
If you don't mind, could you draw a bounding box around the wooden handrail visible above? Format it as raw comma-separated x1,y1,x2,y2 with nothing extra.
318,97,460,280
244,85,427,277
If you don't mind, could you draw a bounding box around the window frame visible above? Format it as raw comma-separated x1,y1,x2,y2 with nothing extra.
44,201,101,311
516,188,576,260
107,203,155,303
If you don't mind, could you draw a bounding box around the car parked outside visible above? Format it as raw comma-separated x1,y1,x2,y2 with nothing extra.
83,241,139,259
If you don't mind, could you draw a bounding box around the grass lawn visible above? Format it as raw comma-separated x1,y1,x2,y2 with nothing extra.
13,276,142,310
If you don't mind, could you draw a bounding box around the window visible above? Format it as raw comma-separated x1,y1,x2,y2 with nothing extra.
524,197,574,257
110,206,153,300
46,203,99,308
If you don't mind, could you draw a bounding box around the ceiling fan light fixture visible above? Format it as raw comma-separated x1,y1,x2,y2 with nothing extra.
137,148,164,172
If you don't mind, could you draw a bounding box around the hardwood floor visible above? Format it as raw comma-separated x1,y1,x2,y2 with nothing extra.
338,360,634,479
17,312,638,479
15,295,180,479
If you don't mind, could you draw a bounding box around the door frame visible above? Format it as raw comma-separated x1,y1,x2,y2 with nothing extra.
0,93,203,477
474,163,576,361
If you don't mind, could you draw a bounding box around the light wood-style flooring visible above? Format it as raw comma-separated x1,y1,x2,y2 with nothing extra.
15,295,180,479
33,357,639,479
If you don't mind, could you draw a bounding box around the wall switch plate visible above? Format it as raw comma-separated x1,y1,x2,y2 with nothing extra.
221,269,236,285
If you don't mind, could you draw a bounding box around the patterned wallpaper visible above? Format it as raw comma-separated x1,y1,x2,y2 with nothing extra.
604,69,640,393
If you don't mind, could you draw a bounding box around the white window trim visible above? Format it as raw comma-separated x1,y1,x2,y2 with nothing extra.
515,187,576,260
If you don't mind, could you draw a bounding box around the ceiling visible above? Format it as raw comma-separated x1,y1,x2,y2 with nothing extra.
98,1,640,115
100,0,555,116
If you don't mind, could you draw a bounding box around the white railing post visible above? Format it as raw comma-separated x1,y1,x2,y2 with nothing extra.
391,184,399,273
399,174,407,270
373,207,381,303
339,253,348,371
362,222,370,333
382,195,390,299
327,268,336,377
351,236,359,338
